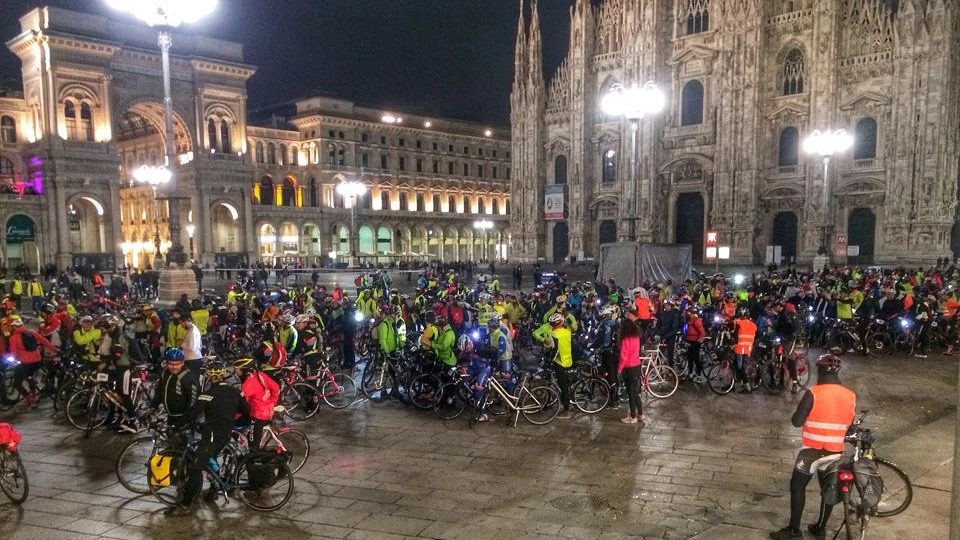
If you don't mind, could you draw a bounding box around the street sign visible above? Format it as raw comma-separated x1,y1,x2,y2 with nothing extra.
706,231,718,247
847,245,860,256
836,234,847,247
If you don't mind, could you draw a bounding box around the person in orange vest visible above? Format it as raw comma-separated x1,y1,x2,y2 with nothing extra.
769,353,856,540
732,309,757,393
940,289,960,355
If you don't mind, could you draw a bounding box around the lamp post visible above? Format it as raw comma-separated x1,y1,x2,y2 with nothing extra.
107,0,217,267
185,223,195,261
133,165,171,269
474,219,493,261
336,180,367,267
803,129,854,258
601,81,665,242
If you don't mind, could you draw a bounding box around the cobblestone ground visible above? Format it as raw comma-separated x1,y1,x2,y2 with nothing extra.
0,351,955,539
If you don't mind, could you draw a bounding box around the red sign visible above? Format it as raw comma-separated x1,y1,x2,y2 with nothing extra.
836,234,847,247
706,231,718,247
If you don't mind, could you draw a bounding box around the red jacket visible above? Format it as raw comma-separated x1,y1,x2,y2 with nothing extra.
685,315,705,343
9,327,57,364
241,370,280,421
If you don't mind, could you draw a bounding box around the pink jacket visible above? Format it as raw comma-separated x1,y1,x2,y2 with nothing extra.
618,335,641,374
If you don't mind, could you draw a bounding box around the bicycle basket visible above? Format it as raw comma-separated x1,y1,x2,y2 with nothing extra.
245,449,289,490
854,458,884,514
149,451,180,487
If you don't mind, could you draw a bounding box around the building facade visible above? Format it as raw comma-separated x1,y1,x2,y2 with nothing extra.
1,6,510,273
511,0,960,266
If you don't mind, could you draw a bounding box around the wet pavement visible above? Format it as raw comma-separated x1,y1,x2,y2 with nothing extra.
0,351,955,539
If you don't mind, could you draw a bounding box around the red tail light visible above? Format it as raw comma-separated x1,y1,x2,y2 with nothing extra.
839,471,854,482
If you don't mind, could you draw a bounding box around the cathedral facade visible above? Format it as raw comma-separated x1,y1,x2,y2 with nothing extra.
511,0,960,266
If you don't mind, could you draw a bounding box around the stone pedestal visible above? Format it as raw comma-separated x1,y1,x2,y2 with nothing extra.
812,255,829,274
157,267,197,305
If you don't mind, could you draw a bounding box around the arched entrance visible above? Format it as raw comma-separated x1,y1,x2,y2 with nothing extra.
211,202,240,252
772,212,798,263
848,208,876,264
599,220,617,245
675,193,705,264
302,223,321,261
553,222,570,264
67,196,108,253
259,224,276,263
358,225,375,259
278,222,299,263
376,226,393,262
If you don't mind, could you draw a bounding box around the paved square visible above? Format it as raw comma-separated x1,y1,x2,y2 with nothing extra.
1,353,954,539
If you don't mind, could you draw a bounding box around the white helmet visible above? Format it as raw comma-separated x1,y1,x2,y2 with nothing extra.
599,304,619,318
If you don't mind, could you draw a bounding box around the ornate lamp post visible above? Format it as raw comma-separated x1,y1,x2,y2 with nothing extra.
336,180,367,268
474,219,493,261
601,81,665,242
803,129,854,257
106,0,217,267
133,165,171,269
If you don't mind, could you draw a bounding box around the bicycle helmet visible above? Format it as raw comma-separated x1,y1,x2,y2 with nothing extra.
435,316,447,326
205,361,228,381
486,314,502,327
233,357,255,371
737,308,751,318
261,321,277,337
457,334,474,353
599,304,618,318
555,295,567,304
815,353,842,373
79,315,94,325
548,312,564,326
164,348,185,362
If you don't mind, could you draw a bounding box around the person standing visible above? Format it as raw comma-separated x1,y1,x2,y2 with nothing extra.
533,312,574,418
770,353,856,540
513,265,523,290
732,308,758,393
683,306,706,382
616,317,644,424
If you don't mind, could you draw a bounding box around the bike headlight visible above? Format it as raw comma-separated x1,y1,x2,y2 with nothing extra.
900,319,910,328
3,355,18,365
807,315,815,323
353,312,364,322
471,330,480,341
713,315,721,324
734,274,744,286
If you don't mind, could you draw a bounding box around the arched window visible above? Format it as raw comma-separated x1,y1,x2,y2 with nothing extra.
64,101,77,140
685,0,710,34
493,199,500,214
681,80,704,126
381,190,390,210
259,176,274,205
432,195,441,212
399,192,408,211
267,143,277,165
208,119,218,151
281,177,296,207
80,102,93,141
778,127,799,167
448,195,456,212
854,118,878,160
554,155,568,185
308,177,318,207
782,49,805,96
255,142,264,163
327,144,336,165
1,116,16,144
337,146,346,166
220,120,231,153
602,148,617,183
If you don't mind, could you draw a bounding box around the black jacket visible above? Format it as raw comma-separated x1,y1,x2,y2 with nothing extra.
188,382,249,438
153,369,199,422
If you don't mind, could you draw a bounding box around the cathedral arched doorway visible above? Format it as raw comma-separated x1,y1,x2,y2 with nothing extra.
599,220,617,245
848,208,876,264
675,193,705,264
772,212,798,263
211,202,240,252
553,222,569,264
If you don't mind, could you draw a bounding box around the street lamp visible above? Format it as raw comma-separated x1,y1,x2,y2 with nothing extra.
133,165,171,268
803,129,854,257
185,223,195,261
106,0,218,267
601,81,665,242
336,180,367,267
474,219,493,261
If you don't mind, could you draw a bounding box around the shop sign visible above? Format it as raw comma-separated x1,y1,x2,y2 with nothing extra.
6,214,36,244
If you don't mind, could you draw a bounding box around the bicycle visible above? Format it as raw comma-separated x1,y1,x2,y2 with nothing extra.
0,423,28,504
638,352,679,399
757,336,810,394
470,370,560,427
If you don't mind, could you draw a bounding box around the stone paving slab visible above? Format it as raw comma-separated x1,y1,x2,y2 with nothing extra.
1,351,955,538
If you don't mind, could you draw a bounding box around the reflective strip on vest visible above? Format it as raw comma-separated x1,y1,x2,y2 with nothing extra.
801,384,856,452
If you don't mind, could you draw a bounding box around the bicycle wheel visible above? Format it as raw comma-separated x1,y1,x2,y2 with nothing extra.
321,372,357,409
408,373,441,410
0,447,28,504
572,376,610,414
282,382,321,421
520,384,560,425
267,429,310,474
873,458,913,517
65,389,110,431
434,383,468,420
759,361,782,394
706,361,735,395
645,364,678,399
235,459,294,512
794,354,811,387
0,370,20,406
841,489,867,540
148,448,187,507
116,436,160,494
361,360,394,401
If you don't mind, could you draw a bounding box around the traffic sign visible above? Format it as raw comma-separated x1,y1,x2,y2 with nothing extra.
836,234,847,247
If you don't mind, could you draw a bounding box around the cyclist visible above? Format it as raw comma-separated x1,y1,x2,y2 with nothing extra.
652,300,682,368
486,315,515,393
374,306,401,398
732,308,758,393
234,357,278,450
432,316,458,371
683,306,706,383
769,353,856,540
180,317,204,376
9,318,57,408
151,348,199,429
97,315,139,433
73,315,103,365
166,361,249,516
595,304,620,407
532,312,573,419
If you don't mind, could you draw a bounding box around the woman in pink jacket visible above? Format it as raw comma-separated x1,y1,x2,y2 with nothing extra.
617,317,644,424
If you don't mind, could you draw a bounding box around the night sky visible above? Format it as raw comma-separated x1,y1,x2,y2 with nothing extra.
0,0,575,126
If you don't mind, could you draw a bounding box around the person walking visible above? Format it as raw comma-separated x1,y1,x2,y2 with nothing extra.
616,317,644,424
769,353,856,540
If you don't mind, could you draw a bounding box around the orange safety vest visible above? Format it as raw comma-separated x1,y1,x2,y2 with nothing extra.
733,319,757,356
801,384,856,452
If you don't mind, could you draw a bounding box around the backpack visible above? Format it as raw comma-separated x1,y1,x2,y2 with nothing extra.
21,330,38,352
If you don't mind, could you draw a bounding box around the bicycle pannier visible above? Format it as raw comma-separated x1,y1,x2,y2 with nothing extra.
854,458,884,514
149,451,179,487
246,449,289,490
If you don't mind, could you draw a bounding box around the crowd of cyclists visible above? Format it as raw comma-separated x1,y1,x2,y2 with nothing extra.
0,260,954,511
